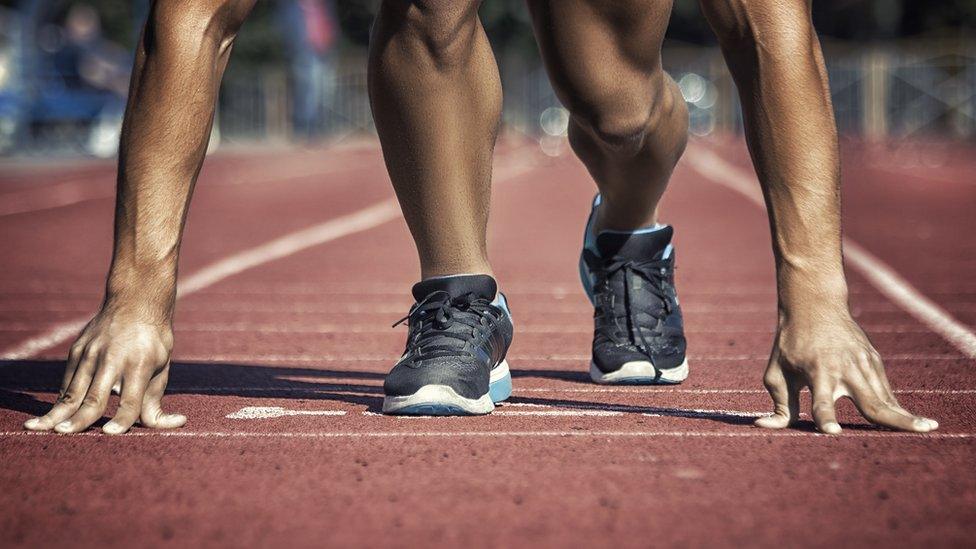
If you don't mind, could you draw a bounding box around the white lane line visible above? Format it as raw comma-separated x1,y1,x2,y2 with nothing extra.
361,410,624,418
0,199,400,360
223,404,759,421
0,302,932,314
507,403,766,419
0,147,380,217
0,322,941,335
109,353,963,364
511,387,976,395
641,408,765,419
5,386,975,395
0,151,540,361
226,406,346,419
1,430,971,439
0,177,110,217
684,144,976,359
10,282,976,296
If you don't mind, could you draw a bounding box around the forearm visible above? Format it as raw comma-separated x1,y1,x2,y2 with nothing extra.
718,11,848,317
104,11,236,320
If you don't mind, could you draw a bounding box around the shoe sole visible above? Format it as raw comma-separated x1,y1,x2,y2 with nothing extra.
382,360,512,416
589,357,689,385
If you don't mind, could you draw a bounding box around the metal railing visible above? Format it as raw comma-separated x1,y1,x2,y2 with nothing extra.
5,41,975,156
215,43,976,145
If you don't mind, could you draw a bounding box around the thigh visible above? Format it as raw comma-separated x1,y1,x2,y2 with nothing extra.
525,0,674,110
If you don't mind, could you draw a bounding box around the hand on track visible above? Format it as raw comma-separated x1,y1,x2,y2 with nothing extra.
756,311,938,434
24,308,185,435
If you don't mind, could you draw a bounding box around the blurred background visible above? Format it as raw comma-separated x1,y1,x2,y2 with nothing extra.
0,0,973,159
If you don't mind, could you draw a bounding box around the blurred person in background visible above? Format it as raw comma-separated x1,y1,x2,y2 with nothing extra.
49,2,129,97
10,1,131,155
368,0,941,433
276,0,337,140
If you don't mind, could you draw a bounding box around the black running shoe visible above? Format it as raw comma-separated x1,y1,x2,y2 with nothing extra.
579,196,688,384
382,274,514,415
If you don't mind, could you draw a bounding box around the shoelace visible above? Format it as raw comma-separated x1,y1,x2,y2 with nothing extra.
596,257,672,359
392,291,497,366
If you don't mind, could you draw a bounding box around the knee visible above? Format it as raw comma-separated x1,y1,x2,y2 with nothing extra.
570,81,683,158
700,0,815,64
381,0,482,69
581,111,651,157
146,0,251,57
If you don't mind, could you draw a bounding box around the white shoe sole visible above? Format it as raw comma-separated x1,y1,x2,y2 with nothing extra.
382,360,512,416
589,357,689,385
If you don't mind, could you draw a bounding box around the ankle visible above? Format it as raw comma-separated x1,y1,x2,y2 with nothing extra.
419,264,494,281
593,199,660,233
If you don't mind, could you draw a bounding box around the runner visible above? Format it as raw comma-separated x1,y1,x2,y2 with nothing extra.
367,0,938,432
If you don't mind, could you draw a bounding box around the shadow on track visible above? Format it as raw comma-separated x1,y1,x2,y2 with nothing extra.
0,359,879,431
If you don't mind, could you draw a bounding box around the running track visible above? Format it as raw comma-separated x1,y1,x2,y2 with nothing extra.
1,136,974,547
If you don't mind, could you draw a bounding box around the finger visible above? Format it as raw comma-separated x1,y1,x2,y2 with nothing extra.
60,341,86,393
869,356,939,430
54,358,118,434
141,366,186,429
855,358,936,428
810,382,842,435
24,349,97,431
103,366,151,435
859,351,900,408
845,369,935,432
755,360,801,429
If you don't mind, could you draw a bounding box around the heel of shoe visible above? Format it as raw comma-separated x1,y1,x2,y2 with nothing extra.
489,359,513,403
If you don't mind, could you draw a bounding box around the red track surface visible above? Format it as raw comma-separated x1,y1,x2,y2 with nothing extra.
1,136,974,547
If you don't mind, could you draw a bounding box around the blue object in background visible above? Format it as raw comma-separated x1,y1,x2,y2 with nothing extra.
276,0,338,139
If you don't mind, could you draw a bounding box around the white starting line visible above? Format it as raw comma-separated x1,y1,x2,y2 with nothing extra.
226,406,347,419
226,404,766,420
3,430,972,439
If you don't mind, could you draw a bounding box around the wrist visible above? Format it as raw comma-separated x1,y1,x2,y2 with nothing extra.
104,262,178,324
776,264,850,321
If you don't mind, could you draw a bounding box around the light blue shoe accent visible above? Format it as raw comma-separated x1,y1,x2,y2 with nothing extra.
488,359,512,403
491,291,513,326
490,293,514,403
488,371,512,403
579,195,601,304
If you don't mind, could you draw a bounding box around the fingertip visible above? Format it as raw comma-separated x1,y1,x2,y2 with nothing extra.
53,421,74,434
102,421,127,435
755,414,789,429
912,418,937,432
159,413,187,429
819,422,842,435
23,418,41,431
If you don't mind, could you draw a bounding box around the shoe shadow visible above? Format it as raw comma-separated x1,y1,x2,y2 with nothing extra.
0,360,885,431
500,394,760,427
512,368,591,384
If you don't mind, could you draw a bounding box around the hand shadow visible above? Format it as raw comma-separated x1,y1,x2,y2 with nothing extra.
0,359,887,431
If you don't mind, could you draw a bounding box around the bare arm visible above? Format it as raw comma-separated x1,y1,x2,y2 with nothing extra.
700,0,937,433
24,0,255,435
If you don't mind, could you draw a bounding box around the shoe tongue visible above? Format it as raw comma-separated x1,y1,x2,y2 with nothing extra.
596,226,673,261
412,274,498,302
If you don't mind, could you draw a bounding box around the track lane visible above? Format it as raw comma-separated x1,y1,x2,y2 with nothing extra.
1,139,974,548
